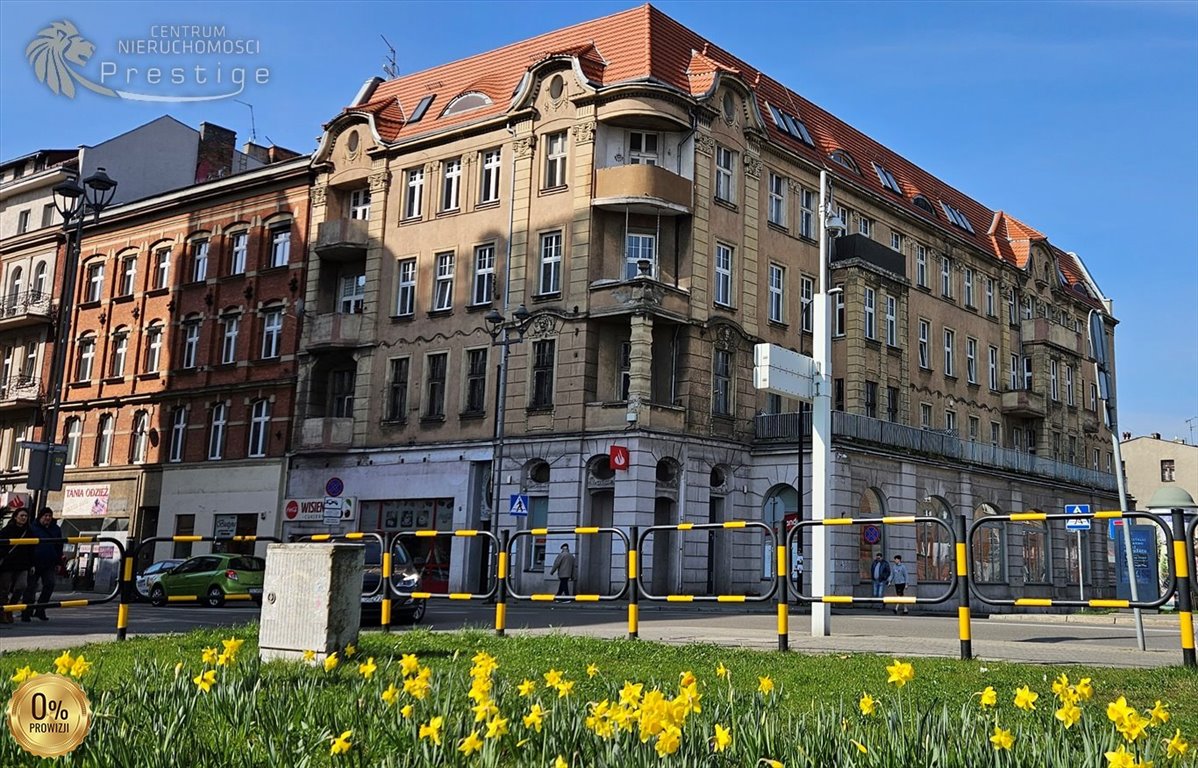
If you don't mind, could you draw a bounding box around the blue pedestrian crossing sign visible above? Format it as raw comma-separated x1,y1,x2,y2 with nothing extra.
509,494,530,517
1065,504,1091,531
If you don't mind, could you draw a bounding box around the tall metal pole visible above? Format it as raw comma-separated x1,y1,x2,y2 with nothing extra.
1111,425,1146,651
811,171,835,637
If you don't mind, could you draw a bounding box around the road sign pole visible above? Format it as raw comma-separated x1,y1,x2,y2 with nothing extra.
1077,530,1084,602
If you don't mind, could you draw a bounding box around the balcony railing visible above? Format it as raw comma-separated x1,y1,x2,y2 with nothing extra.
0,290,54,325
314,217,369,259
1020,317,1085,355
1000,388,1047,418
305,312,365,349
752,411,1117,491
298,417,354,449
0,375,43,405
592,164,692,215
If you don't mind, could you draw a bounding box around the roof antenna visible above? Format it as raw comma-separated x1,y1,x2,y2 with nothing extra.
234,99,257,143
381,35,399,79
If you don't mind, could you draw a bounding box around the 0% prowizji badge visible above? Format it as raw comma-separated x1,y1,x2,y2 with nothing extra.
7,674,92,757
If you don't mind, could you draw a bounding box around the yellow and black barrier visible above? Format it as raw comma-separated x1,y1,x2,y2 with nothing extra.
1172,511,1195,667
390,528,501,605
506,527,630,605
294,532,391,632
1,536,125,624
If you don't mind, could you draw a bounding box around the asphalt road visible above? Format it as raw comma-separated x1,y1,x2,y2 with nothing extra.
2,596,1190,668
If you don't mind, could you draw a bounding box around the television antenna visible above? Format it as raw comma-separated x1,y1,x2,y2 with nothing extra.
381,35,398,79
1186,416,1197,445
234,99,258,143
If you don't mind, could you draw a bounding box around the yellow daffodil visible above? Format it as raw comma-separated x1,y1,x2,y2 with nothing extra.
419,716,443,746
1055,702,1082,729
851,739,868,754
989,725,1014,751
400,703,413,719
553,756,568,768
1148,700,1170,727
303,649,316,663
1105,744,1136,768
471,699,498,723
1014,685,1039,711
977,686,997,708
859,693,876,716
53,651,74,675
201,647,218,665
173,661,183,678
555,680,575,698
358,657,377,680
886,659,915,688
1166,729,1189,759
713,723,732,752
457,730,484,756
381,683,399,705
1075,677,1093,700
404,675,430,700
716,662,730,679
11,666,37,684
758,676,775,694
619,681,643,707
1051,673,1071,698
329,730,352,756
69,655,91,678
216,652,234,667
655,725,682,757
544,669,563,687
399,653,419,677
584,663,599,678
323,652,339,672
344,643,356,658
193,669,217,693
221,637,244,659
517,678,536,697
523,703,546,732
1118,712,1150,743
484,714,509,740
1108,696,1135,724
762,760,784,768
680,670,696,687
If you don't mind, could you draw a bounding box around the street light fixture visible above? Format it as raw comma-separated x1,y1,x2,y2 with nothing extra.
27,168,119,514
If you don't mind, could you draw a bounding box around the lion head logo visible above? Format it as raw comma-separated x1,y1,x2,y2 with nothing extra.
26,20,111,98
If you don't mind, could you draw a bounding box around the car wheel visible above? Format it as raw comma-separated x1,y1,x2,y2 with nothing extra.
404,600,426,624
150,585,167,607
204,586,225,608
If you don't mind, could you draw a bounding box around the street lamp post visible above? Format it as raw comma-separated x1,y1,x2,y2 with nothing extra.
28,169,118,515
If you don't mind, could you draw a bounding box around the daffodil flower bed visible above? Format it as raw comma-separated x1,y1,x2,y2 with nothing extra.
2,629,1195,767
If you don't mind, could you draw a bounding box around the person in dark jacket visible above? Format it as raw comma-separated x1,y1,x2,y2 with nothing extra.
0,507,33,624
22,507,63,621
869,552,891,608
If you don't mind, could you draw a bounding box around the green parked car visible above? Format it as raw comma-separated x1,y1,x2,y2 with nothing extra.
149,553,265,607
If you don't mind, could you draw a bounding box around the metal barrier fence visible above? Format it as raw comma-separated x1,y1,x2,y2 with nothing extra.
1,536,126,620
293,532,391,631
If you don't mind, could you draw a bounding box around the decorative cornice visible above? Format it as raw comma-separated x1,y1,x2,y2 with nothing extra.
695,133,715,157
368,170,391,193
572,120,596,145
513,137,536,159
311,185,327,208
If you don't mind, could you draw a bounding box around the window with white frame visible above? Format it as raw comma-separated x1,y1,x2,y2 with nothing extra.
349,188,371,220
182,318,201,369
220,313,239,364
964,268,974,307
891,231,903,252
714,243,733,307
169,408,187,463
863,287,876,340
84,260,104,302
145,322,163,373
538,231,562,295
858,216,872,237
714,145,735,203
985,277,995,316
479,149,501,204
1010,353,1020,390
230,232,248,275
110,327,129,377
396,258,417,316
943,329,955,376
190,240,208,283
433,252,455,311
1050,359,1059,400
530,341,555,408
543,132,567,188
95,414,114,466
966,337,977,384
834,288,845,336
247,399,270,457
941,256,953,297
767,172,786,226
442,157,462,211
404,168,424,219
918,320,930,369
472,245,495,305
208,403,227,460
1090,381,1098,410
712,348,732,416
625,233,656,280
32,261,47,295
153,247,171,289
768,264,785,323
988,346,999,390
945,409,957,434
329,369,355,417
339,273,365,314
270,225,291,268
425,352,448,418
1008,288,1017,324
1024,356,1033,390
991,422,1001,447
65,418,82,466
882,295,896,346
799,188,814,238
130,411,148,463
800,276,813,332
920,402,932,428
120,255,137,295
1065,365,1074,406
628,131,659,165
916,245,928,288
260,307,282,359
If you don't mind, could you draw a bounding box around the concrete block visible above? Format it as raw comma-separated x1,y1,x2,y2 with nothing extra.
258,543,363,663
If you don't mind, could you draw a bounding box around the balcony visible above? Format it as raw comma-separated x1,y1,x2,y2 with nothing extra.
0,291,54,330
314,217,369,260
298,417,354,450
0,375,42,411
592,165,692,215
1020,317,1085,355
305,312,366,349
1000,388,1047,418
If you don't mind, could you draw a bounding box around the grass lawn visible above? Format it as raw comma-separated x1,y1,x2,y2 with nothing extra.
3,624,1195,766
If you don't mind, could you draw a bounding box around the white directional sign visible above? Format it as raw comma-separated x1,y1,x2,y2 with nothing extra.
323,496,344,526
509,494,529,517
1065,503,1092,531
753,343,818,401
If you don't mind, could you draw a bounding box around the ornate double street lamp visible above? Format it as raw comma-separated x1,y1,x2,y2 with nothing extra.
25,169,119,514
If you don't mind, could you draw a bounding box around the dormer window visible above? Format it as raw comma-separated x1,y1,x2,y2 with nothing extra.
442,92,491,117
912,195,936,216
407,94,435,124
873,162,901,194
829,150,858,173
940,201,975,234
767,103,814,146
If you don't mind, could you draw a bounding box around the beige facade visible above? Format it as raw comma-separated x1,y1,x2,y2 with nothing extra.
1121,434,1198,510
288,7,1121,604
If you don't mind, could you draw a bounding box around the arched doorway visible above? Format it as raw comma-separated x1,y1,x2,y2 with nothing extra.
581,455,614,595
857,488,888,582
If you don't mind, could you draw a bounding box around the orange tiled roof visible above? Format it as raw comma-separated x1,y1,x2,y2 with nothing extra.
348,3,1091,287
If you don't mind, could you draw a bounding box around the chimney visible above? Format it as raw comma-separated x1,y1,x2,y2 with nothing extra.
268,145,302,163
195,122,237,182
242,141,271,165
1151,432,1161,440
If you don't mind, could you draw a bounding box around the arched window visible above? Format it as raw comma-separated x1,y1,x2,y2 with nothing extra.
857,488,887,581
1021,511,1049,584
110,326,130,377
95,413,115,466
912,195,936,217
64,418,82,466
7,266,23,303
442,91,492,116
247,399,271,457
129,410,148,463
829,150,859,173
32,261,48,295
75,333,96,381
916,496,954,583
972,502,1006,583
144,321,164,372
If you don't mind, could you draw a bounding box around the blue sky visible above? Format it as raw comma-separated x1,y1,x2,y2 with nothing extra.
2,0,1196,443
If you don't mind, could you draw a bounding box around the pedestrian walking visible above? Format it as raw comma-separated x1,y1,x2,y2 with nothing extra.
550,543,576,596
889,554,910,614
22,507,63,621
869,553,890,608
0,507,34,624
